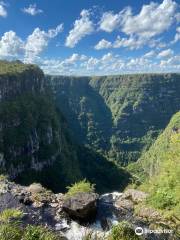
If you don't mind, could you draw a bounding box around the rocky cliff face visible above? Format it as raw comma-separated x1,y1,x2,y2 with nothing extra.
47,75,112,155
0,61,82,190
48,74,180,165
0,61,130,193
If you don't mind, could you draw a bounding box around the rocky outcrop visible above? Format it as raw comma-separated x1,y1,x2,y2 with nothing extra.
62,192,99,221
0,179,178,240
123,189,148,203
113,189,148,210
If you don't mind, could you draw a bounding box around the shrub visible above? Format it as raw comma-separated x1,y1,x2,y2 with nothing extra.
108,221,140,240
0,174,7,181
0,209,60,240
0,223,22,240
66,179,95,198
22,225,59,240
0,209,23,223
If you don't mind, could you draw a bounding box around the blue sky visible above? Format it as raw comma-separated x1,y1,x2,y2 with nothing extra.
0,0,179,75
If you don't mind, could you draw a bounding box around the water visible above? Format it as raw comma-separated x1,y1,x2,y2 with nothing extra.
59,192,130,240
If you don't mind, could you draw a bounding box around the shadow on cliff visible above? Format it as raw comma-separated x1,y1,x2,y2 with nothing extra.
14,145,131,194
53,76,113,153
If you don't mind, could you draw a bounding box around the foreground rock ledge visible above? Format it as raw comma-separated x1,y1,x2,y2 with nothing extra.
62,192,99,221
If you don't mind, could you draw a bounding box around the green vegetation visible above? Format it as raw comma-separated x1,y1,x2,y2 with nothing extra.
0,61,130,193
0,209,23,223
0,208,61,240
131,112,180,230
22,225,60,240
50,74,180,166
108,221,140,240
143,129,180,218
0,222,22,240
0,60,39,75
66,179,95,197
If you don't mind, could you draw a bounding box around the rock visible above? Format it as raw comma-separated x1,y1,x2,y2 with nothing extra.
32,201,44,208
27,183,44,194
123,189,148,203
100,217,112,230
23,197,32,205
135,206,161,221
62,192,99,221
50,203,59,208
114,199,134,211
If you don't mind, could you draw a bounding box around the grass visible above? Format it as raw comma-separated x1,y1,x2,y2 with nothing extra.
0,209,23,223
65,179,95,198
0,209,61,240
108,221,140,240
0,60,39,75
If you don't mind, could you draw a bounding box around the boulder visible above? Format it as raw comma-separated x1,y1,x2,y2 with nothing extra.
27,183,44,194
114,199,134,211
62,192,99,221
123,189,148,203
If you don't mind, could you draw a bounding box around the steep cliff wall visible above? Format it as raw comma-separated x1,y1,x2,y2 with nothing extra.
49,73,180,165
0,61,81,190
47,75,112,155
0,61,130,193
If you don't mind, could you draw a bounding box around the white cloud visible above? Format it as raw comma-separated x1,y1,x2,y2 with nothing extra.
22,4,43,16
144,50,156,58
40,52,180,75
121,0,177,38
113,36,146,50
63,53,87,65
0,24,63,62
95,35,152,50
99,0,178,49
65,9,94,48
99,11,122,32
160,55,180,69
158,48,174,58
0,1,7,17
171,27,180,44
24,24,63,62
0,31,23,57
175,12,180,23
94,39,112,50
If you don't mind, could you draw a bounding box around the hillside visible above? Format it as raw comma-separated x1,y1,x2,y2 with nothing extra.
0,61,130,193
136,112,180,224
49,74,180,165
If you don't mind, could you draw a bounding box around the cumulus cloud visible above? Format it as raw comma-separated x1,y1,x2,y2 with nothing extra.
0,24,63,62
65,9,94,48
95,35,153,50
158,48,174,58
160,55,180,70
98,0,178,48
0,31,23,57
171,27,180,44
24,24,63,62
94,39,112,50
121,0,177,38
22,4,43,16
39,52,180,75
99,11,122,32
144,50,156,58
0,1,7,17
